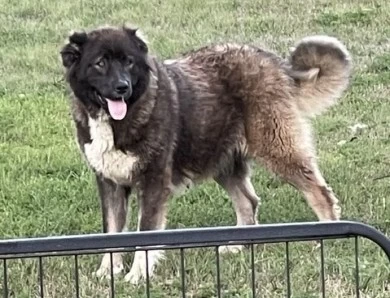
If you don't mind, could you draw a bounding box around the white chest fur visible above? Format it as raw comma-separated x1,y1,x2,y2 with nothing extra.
84,112,138,185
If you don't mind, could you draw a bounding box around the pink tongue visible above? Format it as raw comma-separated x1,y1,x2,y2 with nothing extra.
105,98,127,120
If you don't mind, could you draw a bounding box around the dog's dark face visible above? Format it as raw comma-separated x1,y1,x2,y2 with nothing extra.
61,26,151,120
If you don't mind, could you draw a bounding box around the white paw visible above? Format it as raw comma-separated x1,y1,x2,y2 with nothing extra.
218,244,244,254
94,253,124,278
312,241,322,251
124,262,147,284
334,204,342,220
124,250,164,284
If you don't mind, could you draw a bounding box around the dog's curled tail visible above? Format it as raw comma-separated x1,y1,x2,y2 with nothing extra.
287,35,352,117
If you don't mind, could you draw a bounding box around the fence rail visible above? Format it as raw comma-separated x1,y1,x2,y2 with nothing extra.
1,220,389,297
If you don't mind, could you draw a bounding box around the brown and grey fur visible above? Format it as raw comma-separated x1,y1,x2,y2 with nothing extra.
60,26,352,283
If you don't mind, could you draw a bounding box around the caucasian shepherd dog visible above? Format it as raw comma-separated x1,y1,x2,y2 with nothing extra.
60,25,351,283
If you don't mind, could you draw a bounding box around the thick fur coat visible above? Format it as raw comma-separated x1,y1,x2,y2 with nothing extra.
60,26,352,283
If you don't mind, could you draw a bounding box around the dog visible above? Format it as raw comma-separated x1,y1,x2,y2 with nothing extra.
60,24,351,283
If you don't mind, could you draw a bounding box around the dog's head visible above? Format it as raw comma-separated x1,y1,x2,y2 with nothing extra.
61,26,151,120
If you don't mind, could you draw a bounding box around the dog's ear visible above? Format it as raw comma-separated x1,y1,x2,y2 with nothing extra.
60,43,80,68
123,26,148,53
60,31,88,68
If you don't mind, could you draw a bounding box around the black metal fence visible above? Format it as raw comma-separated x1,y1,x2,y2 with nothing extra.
0,221,389,298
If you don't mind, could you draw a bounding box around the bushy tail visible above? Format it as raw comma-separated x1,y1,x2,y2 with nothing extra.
287,35,352,117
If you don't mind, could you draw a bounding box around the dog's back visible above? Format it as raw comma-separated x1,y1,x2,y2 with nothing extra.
166,36,351,221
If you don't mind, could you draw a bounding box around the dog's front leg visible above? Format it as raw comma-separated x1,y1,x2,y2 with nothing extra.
124,169,171,284
94,174,131,278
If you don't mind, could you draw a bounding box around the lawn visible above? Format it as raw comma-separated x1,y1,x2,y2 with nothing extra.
0,0,389,297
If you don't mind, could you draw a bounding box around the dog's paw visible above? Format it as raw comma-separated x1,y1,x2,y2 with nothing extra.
334,204,342,220
313,241,322,250
124,250,164,284
218,244,243,254
94,264,124,279
124,262,147,284
93,253,124,279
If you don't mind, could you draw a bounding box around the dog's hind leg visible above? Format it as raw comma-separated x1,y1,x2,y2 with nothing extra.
248,109,341,222
94,175,131,278
261,155,341,221
215,160,260,253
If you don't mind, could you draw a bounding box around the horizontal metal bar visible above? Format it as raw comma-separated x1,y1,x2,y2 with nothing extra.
0,221,389,261
0,239,346,260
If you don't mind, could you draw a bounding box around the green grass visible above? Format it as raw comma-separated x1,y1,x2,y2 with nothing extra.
0,0,389,297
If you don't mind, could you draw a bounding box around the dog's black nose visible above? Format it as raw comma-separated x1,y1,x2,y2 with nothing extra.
115,81,129,95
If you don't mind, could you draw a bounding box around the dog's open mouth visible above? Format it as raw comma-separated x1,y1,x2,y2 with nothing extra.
96,92,127,120
105,97,127,120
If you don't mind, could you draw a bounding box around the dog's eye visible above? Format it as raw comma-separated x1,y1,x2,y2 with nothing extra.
95,59,105,68
125,56,134,67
